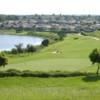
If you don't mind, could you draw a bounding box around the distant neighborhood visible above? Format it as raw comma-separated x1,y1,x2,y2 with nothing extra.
0,15,100,32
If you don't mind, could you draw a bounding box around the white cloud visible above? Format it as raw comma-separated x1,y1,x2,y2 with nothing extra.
0,0,100,15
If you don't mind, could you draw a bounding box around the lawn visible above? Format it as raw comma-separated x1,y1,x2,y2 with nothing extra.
1,34,99,73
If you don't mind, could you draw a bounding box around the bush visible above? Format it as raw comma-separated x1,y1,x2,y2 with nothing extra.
49,71,69,77
57,30,66,40
81,31,87,36
33,71,50,77
21,70,50,77
11,48,18,54
5,69,21,73
5,69,21,76
15,43,25,53
0,69,91,78
26,44,37,53
0,71,6,77
21,70,34,77
9,44,37,54
74,37,79,40
41,39,49,46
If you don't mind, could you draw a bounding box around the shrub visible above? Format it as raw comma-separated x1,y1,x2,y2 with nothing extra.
74,37,79,40
0,71,6,77
21,70,34,77
33,71,50,77
49,71,69,77
26,44,37,53
11,48,18,54
21,71,50,77
15,43,24,53
0,69,92,78
41,39,49,46
5,69,21,76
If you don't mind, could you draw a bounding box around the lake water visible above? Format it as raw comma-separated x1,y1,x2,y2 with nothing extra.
0,35,43,51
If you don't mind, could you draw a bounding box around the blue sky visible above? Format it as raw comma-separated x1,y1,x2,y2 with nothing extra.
0,0,100,15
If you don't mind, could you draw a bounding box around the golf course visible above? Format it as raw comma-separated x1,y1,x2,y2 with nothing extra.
0,32,100,100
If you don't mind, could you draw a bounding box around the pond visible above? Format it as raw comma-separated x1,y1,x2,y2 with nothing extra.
0,35,43,51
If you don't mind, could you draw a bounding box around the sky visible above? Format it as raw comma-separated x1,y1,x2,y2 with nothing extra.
0,0,100,15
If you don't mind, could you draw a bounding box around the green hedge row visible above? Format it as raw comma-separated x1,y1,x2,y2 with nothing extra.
0,69,93,78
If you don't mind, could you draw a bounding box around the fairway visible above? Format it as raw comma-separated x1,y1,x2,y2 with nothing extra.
2,58,90,72
0,34,100,100
1,34,99,73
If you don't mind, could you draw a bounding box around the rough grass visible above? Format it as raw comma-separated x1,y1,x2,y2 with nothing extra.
0,76,100,100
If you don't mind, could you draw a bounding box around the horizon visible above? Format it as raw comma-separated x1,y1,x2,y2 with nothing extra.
0,0,100,15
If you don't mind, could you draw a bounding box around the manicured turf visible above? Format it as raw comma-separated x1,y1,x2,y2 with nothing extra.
1,58,90,72
0,76,100,100
1,34,99,73
0,34,100,100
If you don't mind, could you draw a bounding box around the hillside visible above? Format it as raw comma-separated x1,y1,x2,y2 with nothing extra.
1,34,99,73
85,31,100,38
0,34,100,100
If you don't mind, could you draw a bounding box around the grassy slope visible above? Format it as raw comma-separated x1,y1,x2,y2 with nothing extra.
0,29,27,35
0,29,59,43
0,76,100,100
0,29,58,38
0,34,100,100
0,34,99,73
85,30,100,38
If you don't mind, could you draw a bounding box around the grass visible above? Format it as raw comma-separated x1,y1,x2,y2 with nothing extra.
1,58,90,71
0,76,100,100
0,34,99,73
0,33,100,100
85,30,100,38
0,29,58,38
0,29,59,43
27,31,59,39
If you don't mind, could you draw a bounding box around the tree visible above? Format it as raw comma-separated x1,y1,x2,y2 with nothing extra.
0,52,8,67
89,49,100,76
11,48,18,54
57,30,67,40
26,44,36,53
41,39,49,46
15,43,24,53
